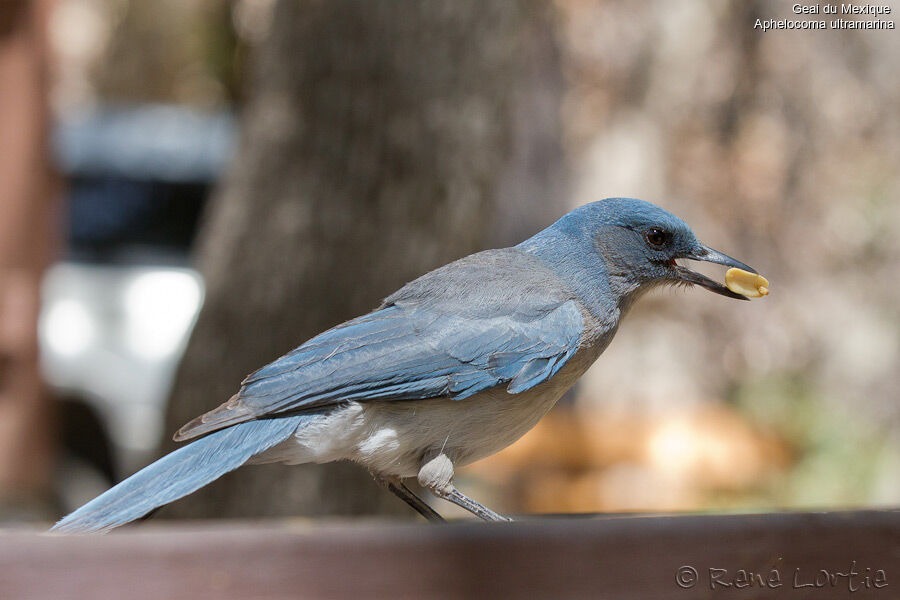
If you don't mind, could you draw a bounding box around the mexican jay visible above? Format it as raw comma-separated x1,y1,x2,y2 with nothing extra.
52,197,756,532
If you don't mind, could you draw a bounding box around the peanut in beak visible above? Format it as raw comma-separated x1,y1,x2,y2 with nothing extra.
725,268,769,298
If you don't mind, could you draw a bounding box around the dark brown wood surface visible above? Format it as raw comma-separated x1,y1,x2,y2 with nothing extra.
1,511,898,599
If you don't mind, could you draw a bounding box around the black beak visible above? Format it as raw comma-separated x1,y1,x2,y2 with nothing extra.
672,244,756,300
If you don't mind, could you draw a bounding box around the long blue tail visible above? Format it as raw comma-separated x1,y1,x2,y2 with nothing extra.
50,415,307,534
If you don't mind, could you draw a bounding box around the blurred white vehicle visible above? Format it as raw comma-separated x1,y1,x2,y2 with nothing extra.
44,105,233,507
40,263,203,475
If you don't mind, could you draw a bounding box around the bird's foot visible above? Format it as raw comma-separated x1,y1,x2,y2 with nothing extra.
440,487,513,522
418,452,513,522
372,473,445,522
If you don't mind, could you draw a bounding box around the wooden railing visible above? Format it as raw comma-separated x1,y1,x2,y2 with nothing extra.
1,510,898,599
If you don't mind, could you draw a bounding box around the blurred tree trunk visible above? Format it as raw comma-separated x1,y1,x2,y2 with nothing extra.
0,0,58,520
162,0,564,519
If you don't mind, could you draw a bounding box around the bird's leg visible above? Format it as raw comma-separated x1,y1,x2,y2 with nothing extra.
436,487,513,522
418,453,513,522
395,480,445,523
372,473,445,522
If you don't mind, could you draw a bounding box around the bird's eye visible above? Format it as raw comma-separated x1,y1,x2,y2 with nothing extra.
644,228,669,248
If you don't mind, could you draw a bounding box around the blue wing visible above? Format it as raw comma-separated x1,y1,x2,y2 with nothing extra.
175,249,584,441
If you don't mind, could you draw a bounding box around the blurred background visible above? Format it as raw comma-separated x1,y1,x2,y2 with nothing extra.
0,0,898,525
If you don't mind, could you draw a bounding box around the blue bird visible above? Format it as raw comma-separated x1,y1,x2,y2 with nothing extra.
52,198,758,532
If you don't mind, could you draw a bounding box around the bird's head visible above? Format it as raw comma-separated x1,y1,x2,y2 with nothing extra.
525,198,756,301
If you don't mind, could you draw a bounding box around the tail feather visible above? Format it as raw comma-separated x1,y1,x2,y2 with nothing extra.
50,415,307,534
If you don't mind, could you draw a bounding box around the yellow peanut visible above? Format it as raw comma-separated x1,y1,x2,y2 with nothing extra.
725,268,769,298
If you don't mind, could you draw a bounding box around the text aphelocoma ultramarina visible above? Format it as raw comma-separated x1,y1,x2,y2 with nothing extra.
52,198,759,532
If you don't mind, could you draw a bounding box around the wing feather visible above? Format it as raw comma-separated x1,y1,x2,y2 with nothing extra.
175,250,584,441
